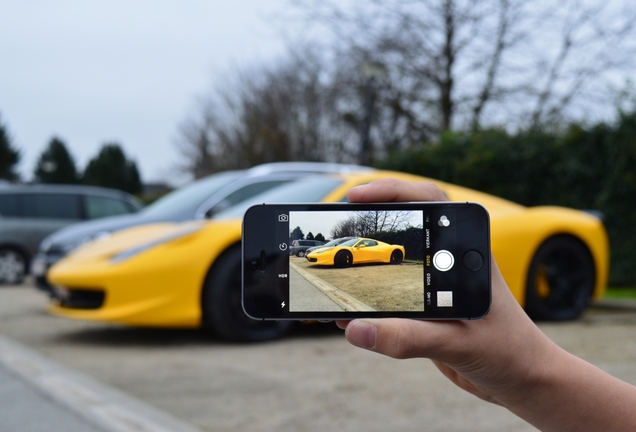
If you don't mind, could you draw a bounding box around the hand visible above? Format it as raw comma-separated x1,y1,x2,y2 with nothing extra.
338,178,636,431
339,178,554,407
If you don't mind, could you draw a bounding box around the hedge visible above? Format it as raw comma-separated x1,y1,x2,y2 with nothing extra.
378,112,636,285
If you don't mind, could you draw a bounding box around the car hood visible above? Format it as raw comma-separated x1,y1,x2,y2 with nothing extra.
308,246,335,254
60,221,206,261
47,218,244,290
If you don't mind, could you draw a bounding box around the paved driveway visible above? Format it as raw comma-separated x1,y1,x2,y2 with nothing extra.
1,280,635,432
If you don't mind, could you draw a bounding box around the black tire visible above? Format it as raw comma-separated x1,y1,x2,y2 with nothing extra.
334,250,353,268
202,245,294,342
297,250,305,257
390,250,403,265
0,248,27,285
525,235,595,321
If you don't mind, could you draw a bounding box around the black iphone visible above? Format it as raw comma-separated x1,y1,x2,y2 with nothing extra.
242,202,491,320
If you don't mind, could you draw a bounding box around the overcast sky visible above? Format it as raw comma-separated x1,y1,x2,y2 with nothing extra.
0,1,293,185
289,211,424,240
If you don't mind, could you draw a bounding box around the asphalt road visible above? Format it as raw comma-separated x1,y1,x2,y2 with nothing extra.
2,280,636,432
289,264,345,311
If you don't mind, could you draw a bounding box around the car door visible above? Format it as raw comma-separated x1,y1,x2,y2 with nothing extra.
21,193,83,255
353,239,382,263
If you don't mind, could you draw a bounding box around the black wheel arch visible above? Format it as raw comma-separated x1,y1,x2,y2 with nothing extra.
524,233,597,321
200,242,294,342
526,233,597,288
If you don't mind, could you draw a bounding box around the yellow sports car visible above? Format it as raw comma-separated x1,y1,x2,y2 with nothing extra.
306,237,406,267
47,169,609,342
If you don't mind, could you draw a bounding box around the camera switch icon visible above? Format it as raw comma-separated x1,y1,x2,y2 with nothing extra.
278,214,288,222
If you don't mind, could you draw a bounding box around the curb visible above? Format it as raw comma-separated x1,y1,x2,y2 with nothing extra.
592,298,636,311
0,333,203,432
290,262,376,312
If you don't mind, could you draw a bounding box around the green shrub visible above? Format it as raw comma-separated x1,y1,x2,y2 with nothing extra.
377,114,636,285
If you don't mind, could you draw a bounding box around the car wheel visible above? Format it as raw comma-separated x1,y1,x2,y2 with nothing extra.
297,250,305,257
202,244,294,342
0,248,27,285
390,250,403,264
334,250,353,268
524,235,595,321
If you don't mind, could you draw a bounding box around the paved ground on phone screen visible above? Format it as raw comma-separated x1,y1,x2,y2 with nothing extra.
1,280,636,432
291,256,424,311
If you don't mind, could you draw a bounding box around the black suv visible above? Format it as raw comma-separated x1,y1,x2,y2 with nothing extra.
289,239,325,257
0,184,143,284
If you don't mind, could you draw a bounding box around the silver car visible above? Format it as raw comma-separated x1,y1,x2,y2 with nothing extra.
0,184,143,284
32,162,371,293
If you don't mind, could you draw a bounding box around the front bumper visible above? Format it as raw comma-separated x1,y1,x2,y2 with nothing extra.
31,252,65,294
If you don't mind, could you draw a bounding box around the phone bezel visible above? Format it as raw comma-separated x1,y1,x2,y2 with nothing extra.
242,202,491,321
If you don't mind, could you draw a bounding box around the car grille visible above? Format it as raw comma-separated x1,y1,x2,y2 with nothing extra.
55,288,106,309
306,257,317,263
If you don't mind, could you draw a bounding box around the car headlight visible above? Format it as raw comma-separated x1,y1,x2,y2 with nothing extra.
110,223,204,264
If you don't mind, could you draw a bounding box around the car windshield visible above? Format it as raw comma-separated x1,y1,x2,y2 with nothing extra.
340,238,360,247
215,177,345,219
141,171,244,218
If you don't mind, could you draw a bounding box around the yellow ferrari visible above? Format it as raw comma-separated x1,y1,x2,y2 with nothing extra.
47,169,609,342
306,238,406,267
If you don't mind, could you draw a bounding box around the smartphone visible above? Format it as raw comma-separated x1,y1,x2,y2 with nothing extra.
242,202,491,320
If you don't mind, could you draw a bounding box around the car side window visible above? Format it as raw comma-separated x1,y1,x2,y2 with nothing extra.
0,194,20,217
85,195,135,219
23,193,82,220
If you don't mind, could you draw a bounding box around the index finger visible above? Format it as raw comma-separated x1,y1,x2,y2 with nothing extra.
347,179,448,203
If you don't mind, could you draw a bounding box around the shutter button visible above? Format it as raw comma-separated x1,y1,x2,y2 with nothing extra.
433,250,454,272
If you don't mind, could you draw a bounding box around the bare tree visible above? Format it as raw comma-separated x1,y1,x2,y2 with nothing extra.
330,211,413,238
176,0,636,176
175,48,358,178
331,215,359,238
290,0,636,135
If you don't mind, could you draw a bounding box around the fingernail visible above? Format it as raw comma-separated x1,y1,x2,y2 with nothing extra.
347,320,376,350
348,184,368,192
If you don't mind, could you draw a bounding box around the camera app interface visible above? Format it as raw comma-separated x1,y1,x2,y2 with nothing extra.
284,208,458,313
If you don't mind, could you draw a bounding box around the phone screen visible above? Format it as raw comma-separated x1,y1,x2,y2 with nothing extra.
243,203,490,320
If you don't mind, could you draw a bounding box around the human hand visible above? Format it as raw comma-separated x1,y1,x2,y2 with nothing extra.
338,178,636,431
338,178,558,408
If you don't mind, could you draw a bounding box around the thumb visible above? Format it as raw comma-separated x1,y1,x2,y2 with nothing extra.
344,318,463,360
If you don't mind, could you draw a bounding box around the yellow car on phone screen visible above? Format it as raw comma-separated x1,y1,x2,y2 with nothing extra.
47,169,609,342
306,237,406,267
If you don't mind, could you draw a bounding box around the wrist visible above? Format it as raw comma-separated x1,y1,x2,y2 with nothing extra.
501,339,636,431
